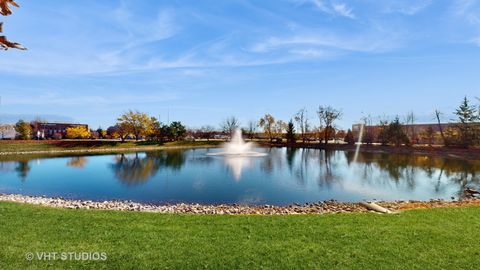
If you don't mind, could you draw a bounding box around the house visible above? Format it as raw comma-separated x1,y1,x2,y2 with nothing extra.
0,124,16,140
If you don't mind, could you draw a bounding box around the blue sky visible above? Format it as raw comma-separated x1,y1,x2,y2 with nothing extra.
0,0,479,129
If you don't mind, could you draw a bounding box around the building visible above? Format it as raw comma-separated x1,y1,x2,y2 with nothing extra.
32,123,89,139
351,123,455,144
0,124,16,140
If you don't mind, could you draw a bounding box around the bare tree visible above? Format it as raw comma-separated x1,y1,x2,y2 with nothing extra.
220,116,240,136
245,120,258,140
405,111,416,144
294,108,309,143
200,125,215,141
434,109,447,145
0,1,26,50
317,106,342,145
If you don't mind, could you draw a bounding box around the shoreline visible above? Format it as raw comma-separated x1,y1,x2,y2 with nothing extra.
0,144,220,156
1,193,479,215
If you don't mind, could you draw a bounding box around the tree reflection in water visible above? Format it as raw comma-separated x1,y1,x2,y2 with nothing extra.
15,161,30,181
345,152,480,197
111,151,186,185
66,157,88,168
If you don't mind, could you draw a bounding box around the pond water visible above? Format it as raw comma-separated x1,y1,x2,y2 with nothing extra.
0,148,479,205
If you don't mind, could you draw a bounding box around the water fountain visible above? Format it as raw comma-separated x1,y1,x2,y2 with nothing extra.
207,129,267,180
207,129,267,157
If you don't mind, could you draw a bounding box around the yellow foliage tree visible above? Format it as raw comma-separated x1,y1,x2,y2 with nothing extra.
66,126,91,139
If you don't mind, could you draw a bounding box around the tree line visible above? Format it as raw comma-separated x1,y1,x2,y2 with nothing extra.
10,96,480,148
343,97,480,148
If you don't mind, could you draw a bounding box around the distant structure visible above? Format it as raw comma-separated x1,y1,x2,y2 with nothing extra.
352,123,454,144
0,124,16,139
32,123,89,139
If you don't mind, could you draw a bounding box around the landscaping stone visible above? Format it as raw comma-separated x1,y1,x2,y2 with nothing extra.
1,193,479,215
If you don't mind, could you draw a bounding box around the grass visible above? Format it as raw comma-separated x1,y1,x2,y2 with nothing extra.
1,202,480,269
0,140,223,153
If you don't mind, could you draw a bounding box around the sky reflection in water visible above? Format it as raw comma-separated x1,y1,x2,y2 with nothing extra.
0,148,479,205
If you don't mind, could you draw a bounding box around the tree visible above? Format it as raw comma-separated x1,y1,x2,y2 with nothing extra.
107,123,131,142
66,126,90,139
220,116,240,136
273,120,287,140
245,121,258,140
259,114,275,142
199,125,215,141
168,121,187,141
377,118,390,146
117,110,153,141
434,109,447,146
14,119,31,140
294,108,309,143
148,117,165,142
405,111,416,144
0,0,26,50
386,117,410,147
363,130,374,145
96,127,106,139
454,97,479,148
286,120,296,144
423,126,435,146
317,106,342,145
344,129,355,145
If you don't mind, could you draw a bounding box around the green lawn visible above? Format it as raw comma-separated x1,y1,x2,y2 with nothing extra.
1,202,480,269
0,140,223,153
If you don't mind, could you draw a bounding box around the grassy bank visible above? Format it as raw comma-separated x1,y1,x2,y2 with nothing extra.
1,202,480,269
0,140,223,154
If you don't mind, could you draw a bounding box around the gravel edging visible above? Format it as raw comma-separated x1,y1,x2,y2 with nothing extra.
1,194,479,215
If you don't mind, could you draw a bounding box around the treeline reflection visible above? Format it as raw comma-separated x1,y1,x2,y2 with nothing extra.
110,151,186,185
1,149,479,199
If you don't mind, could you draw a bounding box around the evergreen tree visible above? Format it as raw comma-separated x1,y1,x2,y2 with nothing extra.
286,120,296,144
344,129,355,145
386,117,410,147
454,97,478,147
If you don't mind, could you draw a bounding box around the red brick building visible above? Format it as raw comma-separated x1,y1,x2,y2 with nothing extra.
32,123,89,139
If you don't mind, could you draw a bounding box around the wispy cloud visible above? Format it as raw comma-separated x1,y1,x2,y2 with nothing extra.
293,0,356,19
332,3,355,19
3,92,179,106
451,0,480,45
251,30,403,55
381,0,432,15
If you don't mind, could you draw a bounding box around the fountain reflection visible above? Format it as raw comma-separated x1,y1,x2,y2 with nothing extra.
224,156,254,181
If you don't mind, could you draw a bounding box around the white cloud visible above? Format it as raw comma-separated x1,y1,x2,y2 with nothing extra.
452,0,480,45
3,92,179,106
292,0,355,19
332,3,355,19
289,48,329,57
251,30,403,54
382,0,432,15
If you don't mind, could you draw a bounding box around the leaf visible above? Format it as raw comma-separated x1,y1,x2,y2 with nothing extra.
0,0,20,16
0,35,26,50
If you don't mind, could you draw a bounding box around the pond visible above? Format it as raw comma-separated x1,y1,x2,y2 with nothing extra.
1,148,479,205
